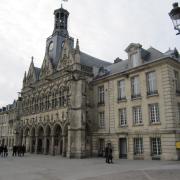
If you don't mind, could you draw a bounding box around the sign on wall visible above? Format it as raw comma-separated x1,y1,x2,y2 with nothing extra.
176,142,180,149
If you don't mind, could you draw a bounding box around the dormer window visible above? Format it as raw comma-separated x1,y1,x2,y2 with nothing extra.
131,53,139,67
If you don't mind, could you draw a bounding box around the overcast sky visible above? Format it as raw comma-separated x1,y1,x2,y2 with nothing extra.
0,0,179,107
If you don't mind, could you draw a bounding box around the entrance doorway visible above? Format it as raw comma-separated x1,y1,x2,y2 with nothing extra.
98,139,105,157
119,138,127,159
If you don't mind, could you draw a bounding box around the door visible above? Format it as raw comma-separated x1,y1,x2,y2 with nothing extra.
119,138,127,159
98,139,105,157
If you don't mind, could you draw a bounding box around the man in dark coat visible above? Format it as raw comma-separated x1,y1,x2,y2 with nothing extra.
22,145,26,156
4,145,8,157
0,145,2,156
109,145,113,163
105,145,109,163
12,146,17,156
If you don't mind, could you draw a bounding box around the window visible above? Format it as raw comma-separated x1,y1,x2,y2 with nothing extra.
174,70,180,93
119,108,127,127
59,90,65,107
99,112,105,128
118,80,126,100
151,137,161,156
98,86,104,104
177,103,180,123
133,106,142,125
134,138,143,155
131,76,141,98
147,71,158,95
149,104,160,124
131,53,139,67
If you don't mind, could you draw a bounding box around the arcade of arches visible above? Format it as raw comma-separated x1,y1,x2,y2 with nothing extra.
22,123,68,156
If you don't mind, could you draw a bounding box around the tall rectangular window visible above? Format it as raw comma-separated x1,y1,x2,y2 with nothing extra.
134,138,143,155
151,137,161,156
174,70,180,92
131,76,141,98
118,80,126,100
99,112,105,128
177,103,180,123
131,53,139,67
149,104,160,124
147,71,157,95
119,108,127,127
98,86,104,104
133,106,142,125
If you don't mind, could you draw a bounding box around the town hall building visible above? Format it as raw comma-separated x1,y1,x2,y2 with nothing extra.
0,5,180,160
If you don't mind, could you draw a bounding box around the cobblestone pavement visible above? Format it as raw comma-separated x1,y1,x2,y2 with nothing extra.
0,154,180,180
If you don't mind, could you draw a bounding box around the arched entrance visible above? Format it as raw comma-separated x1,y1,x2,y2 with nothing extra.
24,127,30,152
45,125,51,155
31,127,36,153
53,124,62,155
37,126,44,154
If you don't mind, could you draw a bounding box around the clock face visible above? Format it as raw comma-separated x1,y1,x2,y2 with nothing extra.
48,42,54,52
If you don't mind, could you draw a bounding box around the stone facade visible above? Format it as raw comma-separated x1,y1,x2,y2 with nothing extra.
0,6,180,160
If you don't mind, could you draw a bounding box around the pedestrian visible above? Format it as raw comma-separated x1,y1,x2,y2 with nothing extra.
0,145,2,156
105,145,109,163
108,145,113,163
12,145,17,156
22,145,26,156
4,145,8,157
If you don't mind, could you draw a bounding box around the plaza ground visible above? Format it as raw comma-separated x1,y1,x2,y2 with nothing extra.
0,154,180,180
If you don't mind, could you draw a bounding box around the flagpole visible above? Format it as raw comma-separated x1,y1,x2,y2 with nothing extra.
61,0,68,8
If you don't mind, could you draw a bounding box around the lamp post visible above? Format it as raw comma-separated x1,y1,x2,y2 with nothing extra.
169,2,180,35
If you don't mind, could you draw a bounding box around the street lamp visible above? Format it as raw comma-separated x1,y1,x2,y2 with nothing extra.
169,2,180,35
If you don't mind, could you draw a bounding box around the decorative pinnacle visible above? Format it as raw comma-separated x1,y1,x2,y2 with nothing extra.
76,39,80,52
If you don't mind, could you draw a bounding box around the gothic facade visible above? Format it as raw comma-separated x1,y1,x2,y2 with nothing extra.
0,6,180,160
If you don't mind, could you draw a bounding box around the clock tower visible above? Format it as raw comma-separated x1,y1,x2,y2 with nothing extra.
46,5,74,66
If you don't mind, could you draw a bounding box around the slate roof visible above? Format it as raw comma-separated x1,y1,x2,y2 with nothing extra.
80,52,111,68
95,46,179,79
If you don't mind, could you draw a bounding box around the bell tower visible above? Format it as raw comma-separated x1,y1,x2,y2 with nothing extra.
45,5,74,66
53,5,69,36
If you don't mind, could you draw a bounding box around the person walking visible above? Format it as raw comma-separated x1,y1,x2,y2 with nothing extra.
105,143,113,164
105,145,109,163
4,145,8,157
22,145,26,156
0,145,2,156
12,146,17,157
109,145,113,163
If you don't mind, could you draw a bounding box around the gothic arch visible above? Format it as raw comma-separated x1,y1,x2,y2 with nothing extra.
45,124,52,136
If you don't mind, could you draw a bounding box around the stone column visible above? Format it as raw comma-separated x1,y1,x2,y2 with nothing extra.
66,126,71,158
51,135,55,155
35,136,38,154
29,136,33,153
43,136,47,155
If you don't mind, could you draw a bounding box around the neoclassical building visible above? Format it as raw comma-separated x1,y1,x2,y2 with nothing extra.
0,5,180,160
